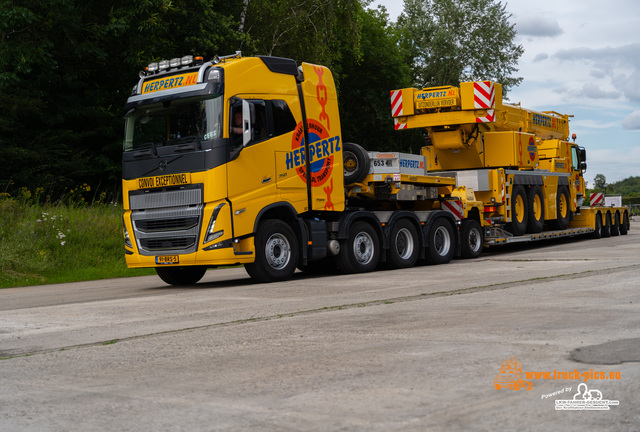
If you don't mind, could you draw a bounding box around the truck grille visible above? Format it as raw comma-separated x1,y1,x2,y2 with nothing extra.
135,217,199,233
139,237,197,251
129,185,203,256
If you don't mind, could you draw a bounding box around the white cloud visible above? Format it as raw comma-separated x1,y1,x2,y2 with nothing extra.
579,83,621,100
622,111,640,130
516,16,563,37
533,53,548,62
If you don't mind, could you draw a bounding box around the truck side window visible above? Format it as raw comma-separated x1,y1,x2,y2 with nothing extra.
270,100,297,137
571,146,580,171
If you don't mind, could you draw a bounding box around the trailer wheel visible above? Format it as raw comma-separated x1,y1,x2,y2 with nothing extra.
507,185,528,236
590,212,602,239
611,212,621,236
549,186,571,230
602,212,612,238
425,218,455,265
460,219,484,259
245,220,299,282
336,221,379,273
343,142,370,185
156,266,207,286
620,212,629,235
387,219,420,269
526,185,545,233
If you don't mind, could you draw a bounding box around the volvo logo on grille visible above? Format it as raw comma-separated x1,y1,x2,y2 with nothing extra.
158,160,167,172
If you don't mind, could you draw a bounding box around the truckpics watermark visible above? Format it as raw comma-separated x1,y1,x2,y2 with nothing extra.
493,357,621,410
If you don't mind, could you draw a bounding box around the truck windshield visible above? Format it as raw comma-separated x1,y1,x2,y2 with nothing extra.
123,95,223,151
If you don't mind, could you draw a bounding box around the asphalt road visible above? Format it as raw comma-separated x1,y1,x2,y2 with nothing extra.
2,223,640,431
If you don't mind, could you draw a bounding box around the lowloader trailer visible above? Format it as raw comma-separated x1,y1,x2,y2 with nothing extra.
121,54,629,284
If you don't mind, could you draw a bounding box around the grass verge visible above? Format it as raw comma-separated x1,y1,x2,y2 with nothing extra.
0,196,154,288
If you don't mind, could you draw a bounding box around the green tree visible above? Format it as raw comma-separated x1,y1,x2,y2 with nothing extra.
397,0,523,93
0,0,241,199
338,6,420,151
593,174,607,192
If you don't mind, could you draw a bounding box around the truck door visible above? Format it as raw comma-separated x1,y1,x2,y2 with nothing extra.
226,99,276,238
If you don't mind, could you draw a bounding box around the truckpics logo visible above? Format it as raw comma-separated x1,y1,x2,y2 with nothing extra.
286,119,340,187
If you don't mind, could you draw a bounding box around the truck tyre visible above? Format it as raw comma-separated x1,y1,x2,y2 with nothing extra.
507,185,528,236
611,212,621,236
386,219,420,269
548,186,571,230
602,212,612,238
526,185,545,233
590,212,602,239
621,212,629,235
425,218,455,265
343,142,370,185
156,266,207,285
336,221,379,273
460,219,484,259
245,220,299,282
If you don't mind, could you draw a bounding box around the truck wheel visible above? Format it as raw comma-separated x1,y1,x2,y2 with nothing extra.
336,221,379,273
611,212,621,236
590,212,602,239
621,212,629,235
548,186,571,230
387,219,419,269
156,266,207,285
245,220,299,282
507,185,528,236
343,142,370,185
425,218,455,265
602,212,612,238
460,219,484,259
526,185,545,233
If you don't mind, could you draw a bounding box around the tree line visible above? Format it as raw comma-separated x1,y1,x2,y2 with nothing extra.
0,0,522,199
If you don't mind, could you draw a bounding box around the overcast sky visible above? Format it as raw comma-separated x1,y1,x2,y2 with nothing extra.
368,0,640,186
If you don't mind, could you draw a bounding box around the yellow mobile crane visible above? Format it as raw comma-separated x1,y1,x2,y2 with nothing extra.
390,81,629,244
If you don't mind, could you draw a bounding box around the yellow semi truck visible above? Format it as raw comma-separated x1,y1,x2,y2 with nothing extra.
122,53,629,284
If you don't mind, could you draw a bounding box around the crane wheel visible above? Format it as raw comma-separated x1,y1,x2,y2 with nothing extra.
526,185,545,233
507,185,528,236
547,186,571,230
156,266,207,285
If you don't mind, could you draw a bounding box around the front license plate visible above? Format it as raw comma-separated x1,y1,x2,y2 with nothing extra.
156,255,179,265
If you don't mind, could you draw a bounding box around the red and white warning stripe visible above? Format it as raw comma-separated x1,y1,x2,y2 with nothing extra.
394,118,407,130
474,81,495,109
476,109,495,123
590,192,604,206
442,199,464,221
390,90,404,117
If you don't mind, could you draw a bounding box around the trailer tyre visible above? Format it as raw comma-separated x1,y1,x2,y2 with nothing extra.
425,218,455,265
620,212,629,235
611,212,621,236
245,220,299,282
387,219,420,269
602,212,612,238
336,221,380,274
526,185,545,233
156,266,207,286
343,142,370,185
507,185,528,236
548,186,571,230
460,219,484,259
590,212,602,239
